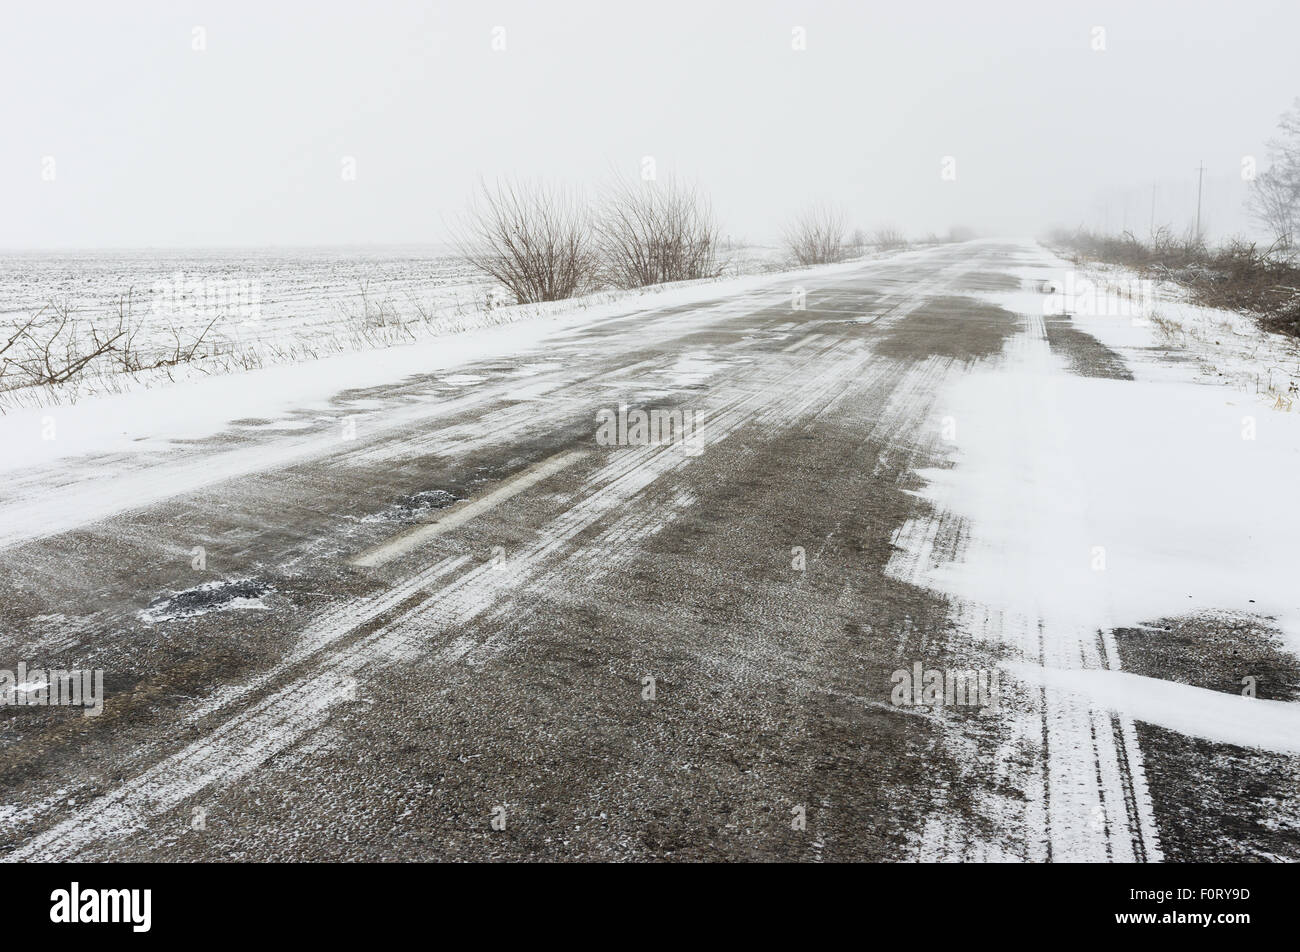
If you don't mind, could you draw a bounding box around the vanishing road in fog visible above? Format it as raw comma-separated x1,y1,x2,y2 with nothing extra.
3,240,1297,861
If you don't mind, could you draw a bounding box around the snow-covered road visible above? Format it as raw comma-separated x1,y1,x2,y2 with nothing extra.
2,240,1297,861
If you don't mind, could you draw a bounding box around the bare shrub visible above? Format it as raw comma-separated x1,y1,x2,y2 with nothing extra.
4,300,122,389
0,292,222,394
0,309,44,390
452,179,599,305
872,225,910,251
1049,226,1300,338
783,204,847,265
596,173,723,288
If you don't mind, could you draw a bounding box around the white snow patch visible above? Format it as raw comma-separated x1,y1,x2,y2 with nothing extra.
658,350,729,387
895,250,1300,658
510,362,563,377
1011,663,1300,754
908,360,1300,652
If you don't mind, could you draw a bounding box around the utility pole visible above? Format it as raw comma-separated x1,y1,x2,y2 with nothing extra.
1150,181,1156,236
1194,161,1206,241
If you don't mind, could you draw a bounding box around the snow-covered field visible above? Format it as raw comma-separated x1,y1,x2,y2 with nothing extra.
0,246,481,405
0,245,482,337
0,243,791,409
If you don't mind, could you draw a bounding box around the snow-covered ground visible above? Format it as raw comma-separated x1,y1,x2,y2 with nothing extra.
892,246,1300,745
0,245,480,335
1083,260,1300,406
875,242,1300,862
0,243,792,409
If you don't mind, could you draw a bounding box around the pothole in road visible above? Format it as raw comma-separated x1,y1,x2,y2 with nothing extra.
409,489,460,511
138,578,275,625
359,488,462,524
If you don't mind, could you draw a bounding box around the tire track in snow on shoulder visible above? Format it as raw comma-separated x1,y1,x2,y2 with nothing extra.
885,298,1161,862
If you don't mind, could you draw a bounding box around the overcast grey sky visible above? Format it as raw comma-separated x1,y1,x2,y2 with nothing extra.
3,0,1297,248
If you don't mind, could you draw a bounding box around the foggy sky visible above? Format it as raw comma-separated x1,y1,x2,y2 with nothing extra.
3,0,1297,248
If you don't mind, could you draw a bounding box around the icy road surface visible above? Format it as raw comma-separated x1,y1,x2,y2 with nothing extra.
2,240,1298,861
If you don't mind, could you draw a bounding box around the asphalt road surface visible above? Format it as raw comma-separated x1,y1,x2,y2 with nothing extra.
3,240,1297,861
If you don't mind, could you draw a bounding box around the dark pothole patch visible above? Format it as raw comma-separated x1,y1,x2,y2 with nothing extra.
361,488,463,525
139,578,275,625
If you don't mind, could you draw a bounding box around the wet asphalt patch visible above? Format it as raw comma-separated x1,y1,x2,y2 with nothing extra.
1042,316,1134,380
953,272,1024,293
875,295,1022,364
1115,612,1300,860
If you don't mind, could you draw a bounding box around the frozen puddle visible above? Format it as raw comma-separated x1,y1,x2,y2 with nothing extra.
138,579,274,624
